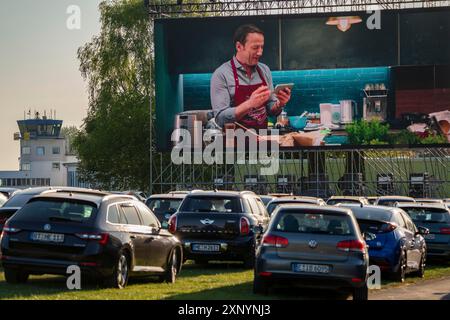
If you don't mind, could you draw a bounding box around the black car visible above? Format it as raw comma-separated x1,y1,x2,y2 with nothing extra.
168,190,270,268
1,190,183,288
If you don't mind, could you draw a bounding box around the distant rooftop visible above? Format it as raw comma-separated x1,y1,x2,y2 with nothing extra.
17,111,62,139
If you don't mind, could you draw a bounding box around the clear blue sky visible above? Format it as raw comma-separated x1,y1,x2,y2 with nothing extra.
0,0,102,169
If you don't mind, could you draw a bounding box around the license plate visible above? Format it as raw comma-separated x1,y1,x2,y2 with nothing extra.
30,232,65,243
424,234,435,240
192,244,220,252
292,263,330,274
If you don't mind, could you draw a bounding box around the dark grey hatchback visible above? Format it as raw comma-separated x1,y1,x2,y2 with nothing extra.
254,204,369,300
0,190,183,288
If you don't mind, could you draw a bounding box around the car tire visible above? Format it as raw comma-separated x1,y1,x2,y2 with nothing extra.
253,274,269,295
4,268,29,284
105,251,129,289
392,250,407,283
162,249,179,284
353,284,368,301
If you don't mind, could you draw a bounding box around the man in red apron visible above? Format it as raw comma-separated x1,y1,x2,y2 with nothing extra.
210,24,291,130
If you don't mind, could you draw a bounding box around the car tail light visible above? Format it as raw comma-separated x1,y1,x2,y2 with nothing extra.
259,272,272,277
440,227,450,235
337,239,366,253
75,233,109,245
262,234,289,248
168,215,177,234
240,217,250,235
2,222,21,235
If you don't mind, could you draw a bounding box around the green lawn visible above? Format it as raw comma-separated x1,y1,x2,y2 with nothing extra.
0,260,449,300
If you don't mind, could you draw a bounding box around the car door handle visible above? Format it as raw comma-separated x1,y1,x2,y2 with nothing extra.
130,235,136,239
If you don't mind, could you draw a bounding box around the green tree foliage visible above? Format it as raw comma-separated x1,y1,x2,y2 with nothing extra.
73,0,151,191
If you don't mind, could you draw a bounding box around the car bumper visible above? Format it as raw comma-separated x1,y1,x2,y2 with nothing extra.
256,253,368,290
1,255,113,277
426,243,450,258
180,236,254,261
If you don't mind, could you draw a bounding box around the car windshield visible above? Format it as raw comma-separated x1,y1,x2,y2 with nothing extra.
146,198,182,215
12,198,98,224
401,207,450,223
274,211,353,235
180,196,242,213
2,193,35,208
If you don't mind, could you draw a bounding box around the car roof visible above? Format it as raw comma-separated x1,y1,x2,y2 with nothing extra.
185,190,256,197
396,202,449,210
270,197,322,203
28,190,135,207
148,193,186,199
377,196,415,200
338,203,397,211
328,196,364,200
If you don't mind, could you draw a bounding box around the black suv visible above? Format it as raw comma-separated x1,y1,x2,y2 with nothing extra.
168,190,270,268
1,189,183,288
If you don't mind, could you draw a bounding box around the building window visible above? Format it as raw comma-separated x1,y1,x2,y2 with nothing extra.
36,146,45,156
52,147,60,155
22,147,31,155
52,162,60,170
21,163,31,171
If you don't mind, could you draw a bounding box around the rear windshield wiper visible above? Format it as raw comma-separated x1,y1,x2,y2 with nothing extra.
49,216,83,223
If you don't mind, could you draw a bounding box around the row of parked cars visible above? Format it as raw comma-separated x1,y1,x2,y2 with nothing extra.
0,187,449,300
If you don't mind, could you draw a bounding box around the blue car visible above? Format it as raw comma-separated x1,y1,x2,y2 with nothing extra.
339,204,428,282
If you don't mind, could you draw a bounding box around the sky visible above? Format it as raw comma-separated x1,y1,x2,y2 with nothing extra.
0,0,102,170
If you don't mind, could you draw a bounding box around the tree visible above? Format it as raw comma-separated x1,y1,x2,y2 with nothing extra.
61,126,79,155
73,0,151,191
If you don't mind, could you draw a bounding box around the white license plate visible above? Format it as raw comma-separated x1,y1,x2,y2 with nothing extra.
292,263,330,274
31,232,65,243
424,234,435,240
192,244,220,252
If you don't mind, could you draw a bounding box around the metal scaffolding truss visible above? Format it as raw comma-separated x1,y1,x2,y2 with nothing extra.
147,0,450,18
151,147,450,198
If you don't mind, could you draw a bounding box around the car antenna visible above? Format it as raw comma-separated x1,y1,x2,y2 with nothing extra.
360,203,363,208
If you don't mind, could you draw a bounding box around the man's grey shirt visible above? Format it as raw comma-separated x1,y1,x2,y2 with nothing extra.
210,56,280,128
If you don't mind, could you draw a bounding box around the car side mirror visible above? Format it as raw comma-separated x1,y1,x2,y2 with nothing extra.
253,225,264,234
363,232,376,242
417,226,429,235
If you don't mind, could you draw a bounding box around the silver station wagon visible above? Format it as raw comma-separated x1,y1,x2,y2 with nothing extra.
253,204,369,300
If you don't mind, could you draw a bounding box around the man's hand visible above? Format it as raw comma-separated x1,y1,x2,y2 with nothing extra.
248,85,270,109
276,87,291,107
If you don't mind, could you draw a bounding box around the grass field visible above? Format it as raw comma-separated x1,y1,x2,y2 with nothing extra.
0,260,449,300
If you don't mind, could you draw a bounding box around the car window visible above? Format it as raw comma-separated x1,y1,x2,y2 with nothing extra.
180,196,242,213
401,207,450,223
12,198,97,224
3,193,35,208
255,198,267,216
327,199,359,205
107,204,121,224
400,211,417,233
136,202,159,227
120,204,142,225
248,198,261,216
146,198,182,215
274,211,353,235
391,211,407,228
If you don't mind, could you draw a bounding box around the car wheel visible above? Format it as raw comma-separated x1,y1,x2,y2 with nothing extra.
353,284,368,301
163,249,179,284
4,268,29,284
253,273,269,295
392,250,407,283
106,251,129,289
